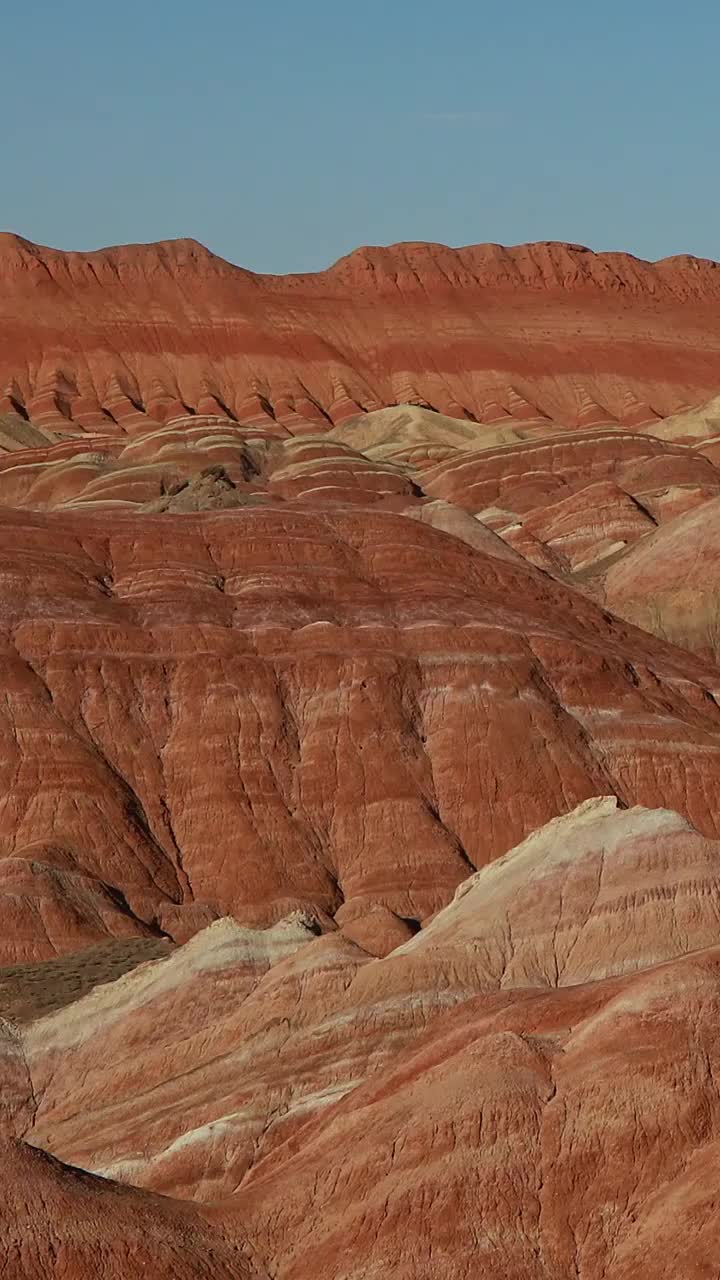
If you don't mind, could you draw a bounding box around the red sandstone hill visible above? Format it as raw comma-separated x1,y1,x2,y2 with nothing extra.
3,234,720,435
3,235,720,1277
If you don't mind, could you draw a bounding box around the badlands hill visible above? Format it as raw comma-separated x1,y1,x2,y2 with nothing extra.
2,236,720,1276
3,234,720,432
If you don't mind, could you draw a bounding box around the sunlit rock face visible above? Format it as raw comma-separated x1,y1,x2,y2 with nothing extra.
3,233,720,1278
3,234,720,437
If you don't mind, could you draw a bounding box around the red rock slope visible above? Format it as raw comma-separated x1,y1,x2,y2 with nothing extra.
3,234,720,434
5,800,720,1278
1,500,720,964
2,234,720,1278
0,1141,259,1279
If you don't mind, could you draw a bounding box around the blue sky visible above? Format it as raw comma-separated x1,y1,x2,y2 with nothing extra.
3,0,719,271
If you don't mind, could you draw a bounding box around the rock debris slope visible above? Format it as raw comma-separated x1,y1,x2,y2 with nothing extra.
0,501,719,957
2,235,720,1277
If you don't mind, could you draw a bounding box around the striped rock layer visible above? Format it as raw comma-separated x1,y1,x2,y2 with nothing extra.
1,237,720,1277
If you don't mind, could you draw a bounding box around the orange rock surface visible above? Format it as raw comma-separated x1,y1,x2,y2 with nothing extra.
3,235,720,435
2,235,720,1277
5,801,720,1277
0,1141,257,1279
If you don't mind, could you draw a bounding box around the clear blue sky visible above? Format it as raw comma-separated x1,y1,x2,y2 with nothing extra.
4,0,719,272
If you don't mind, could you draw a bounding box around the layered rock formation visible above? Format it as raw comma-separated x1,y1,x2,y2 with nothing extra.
2,234,720,1277
3,235,720,436
0,1142,258,1279
5,800,720,1277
